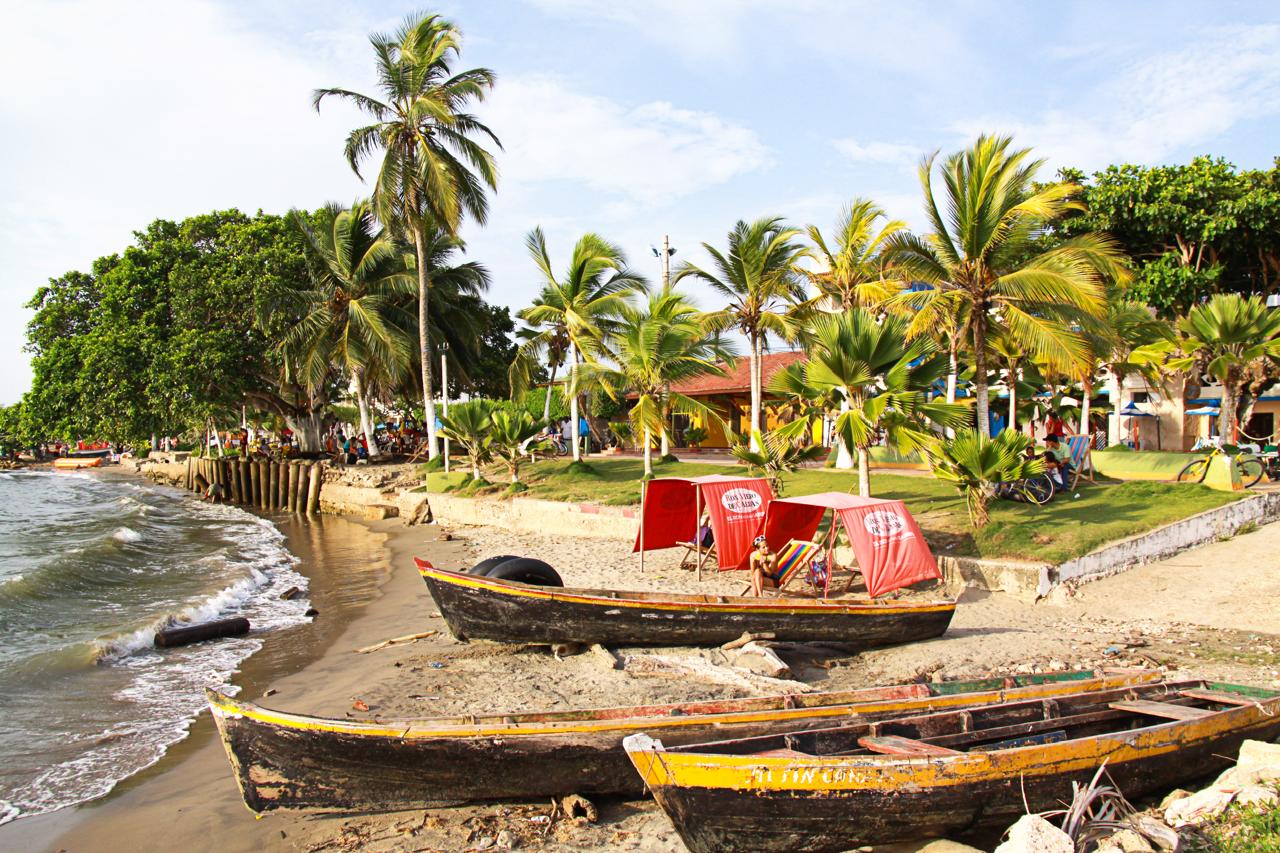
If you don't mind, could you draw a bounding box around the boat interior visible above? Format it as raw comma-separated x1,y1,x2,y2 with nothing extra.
656,680,1279,759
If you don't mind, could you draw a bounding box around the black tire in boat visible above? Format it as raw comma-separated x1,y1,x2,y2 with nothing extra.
468,555,520,576
484,558,563,587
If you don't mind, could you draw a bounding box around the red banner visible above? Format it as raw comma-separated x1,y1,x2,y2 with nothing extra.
835,500,940,597
698,479,772,570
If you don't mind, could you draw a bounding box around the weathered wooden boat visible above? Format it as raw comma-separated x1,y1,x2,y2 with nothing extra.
625,678,1280,853
68,447,112,459
417,561,956,647
206,669,1158,813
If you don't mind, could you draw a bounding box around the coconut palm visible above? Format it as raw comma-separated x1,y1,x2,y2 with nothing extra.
511,228,647,462
277,201,415,459
436,399,495,481
675,217,809,444
1133,294,1280,443
488,409,546,487
315,12,500,460
801,198,908,311
769,308,969,496
926,429,1045,528
574,289,732,477
887,134,1130,437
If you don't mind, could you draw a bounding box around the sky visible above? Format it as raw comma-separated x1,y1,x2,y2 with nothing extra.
2,0,1279,404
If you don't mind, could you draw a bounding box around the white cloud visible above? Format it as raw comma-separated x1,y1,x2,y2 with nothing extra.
831,139,923,169
952,24,1280,172
481,74,770,205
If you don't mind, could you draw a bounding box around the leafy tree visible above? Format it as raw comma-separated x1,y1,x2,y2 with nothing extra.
1133,294,1280,442
436,399,495,480
316,12,500,460
488,408,546,486
887,134,1129,437
769,309,968,495
574,288,730,477
731,429,825,496
456,303,518,398
926,429,1044,528
801,198,907,310
675,217,809,443
512,227,646,462
275,200,416,459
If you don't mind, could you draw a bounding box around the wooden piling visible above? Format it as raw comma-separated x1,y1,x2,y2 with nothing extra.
258,460,269,510
277,461,288,509
249,460,259,507
230,459,242,504
286,462,299,513
306,462,321,515
267,463,278,511
239,459,249,505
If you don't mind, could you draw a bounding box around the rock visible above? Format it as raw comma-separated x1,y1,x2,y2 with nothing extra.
993,815,1072,853
1164,786,1237,826
1048,659,1066,671
474,837,495,851
1158,789,1192,810
1104,828,1154,852
1125,814,1178,851
915,841,984,853
930,670,947,684
560,793,598,823
495,829,515,849
1236,785,1280,808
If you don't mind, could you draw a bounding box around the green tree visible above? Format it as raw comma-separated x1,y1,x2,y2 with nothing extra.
275,200,416,459
488,408,546,486
512,227,646,463
769,309,968,496
436,399,495,480
574,289,730,477
316,12,500,460
801,198,907,310
1133,294,1280,442
887,134,1130,438
675,217,809,443
731,429,826,496
927,429,1044,528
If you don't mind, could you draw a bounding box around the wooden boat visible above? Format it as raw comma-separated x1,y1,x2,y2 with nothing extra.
417,561,957,647
68,447,112,459
625,678,1280,853
53,456,103,470
206,669,1159,813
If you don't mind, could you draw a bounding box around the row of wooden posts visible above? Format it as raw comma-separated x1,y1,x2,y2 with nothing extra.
186,456,323,514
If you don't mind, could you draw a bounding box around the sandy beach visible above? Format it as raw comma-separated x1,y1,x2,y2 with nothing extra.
1,490,1277,853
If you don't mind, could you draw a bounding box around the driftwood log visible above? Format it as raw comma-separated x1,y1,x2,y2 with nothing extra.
155,617,250,648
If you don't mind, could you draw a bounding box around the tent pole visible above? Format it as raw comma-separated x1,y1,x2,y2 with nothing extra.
826,514,837,599
639,478,646,573
694,487,703,583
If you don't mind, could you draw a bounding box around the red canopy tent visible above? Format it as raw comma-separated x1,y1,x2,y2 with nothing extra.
633,475,774,577
759,492,940,598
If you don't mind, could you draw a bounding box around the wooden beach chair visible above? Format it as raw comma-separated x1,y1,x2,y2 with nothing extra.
677,525,716,570
765,539,824,596
1064,434,1095,488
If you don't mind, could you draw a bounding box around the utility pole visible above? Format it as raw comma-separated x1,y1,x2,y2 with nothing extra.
662,234,672,287
653,236,677,456
441,350,450,474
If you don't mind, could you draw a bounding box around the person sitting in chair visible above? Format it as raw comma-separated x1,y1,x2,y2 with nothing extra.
749,535,776,597
1043,436,1073,489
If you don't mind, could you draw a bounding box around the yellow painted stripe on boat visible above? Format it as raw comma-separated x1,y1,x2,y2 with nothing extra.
206,673,1157,741
420,567,956,616
632,701,1280,792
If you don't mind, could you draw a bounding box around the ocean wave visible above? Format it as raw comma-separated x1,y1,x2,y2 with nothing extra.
0,800,18,826
111,527,144,544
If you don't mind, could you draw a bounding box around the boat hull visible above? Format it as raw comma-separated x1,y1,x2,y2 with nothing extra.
53,457,103,469
628,685,1280,852
418,563,956,647
207,671,1156,813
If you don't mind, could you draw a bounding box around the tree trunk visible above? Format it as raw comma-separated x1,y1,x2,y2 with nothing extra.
569,344,581,462
973,313,990,438
1222,386,1238,445
856,446,871,497
748,332,762,448
413,226,439,460
542,360,558,423
835,396,854,469
660,393,671,457
1080,377,1093,446
1106,369,1122,447
1007,368,1017,434
643,426,653,478
353,369,380,460
285,412,323,453
945,339,958,439
471,455,481,481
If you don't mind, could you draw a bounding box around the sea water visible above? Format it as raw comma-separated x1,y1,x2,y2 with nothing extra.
0,470,309,824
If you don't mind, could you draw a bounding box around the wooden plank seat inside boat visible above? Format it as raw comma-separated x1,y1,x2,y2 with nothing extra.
1180,688,1263,707
857,735,961,756
1109,699,1215,720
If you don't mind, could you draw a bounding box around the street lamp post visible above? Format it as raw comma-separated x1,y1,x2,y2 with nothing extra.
652,236,677,456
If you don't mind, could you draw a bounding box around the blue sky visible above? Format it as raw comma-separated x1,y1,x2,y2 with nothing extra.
2,0,1278,404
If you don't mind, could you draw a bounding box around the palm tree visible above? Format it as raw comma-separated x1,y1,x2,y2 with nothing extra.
887,134,1129,438
489,409,546,487
769,309,968,496
926,429,1044,528
731,429,826,496
315,12,500,460
410,228,492,395
436,400,495,480
278,201,415,459
801,198,907,311
1080,300,1169,445
511,228,647,463
675,217,809,444
1134,294,1280,443
574,289,732,478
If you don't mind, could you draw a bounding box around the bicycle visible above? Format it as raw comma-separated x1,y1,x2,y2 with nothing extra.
1176,444,1264,488
995,473,1057,506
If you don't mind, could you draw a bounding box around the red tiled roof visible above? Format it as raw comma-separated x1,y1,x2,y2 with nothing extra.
668,350,806,397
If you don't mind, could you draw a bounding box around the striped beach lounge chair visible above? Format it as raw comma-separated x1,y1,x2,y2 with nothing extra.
1063,433,1095,488
766,539,824,596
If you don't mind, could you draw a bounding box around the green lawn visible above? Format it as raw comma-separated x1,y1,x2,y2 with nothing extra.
428,457,1245,564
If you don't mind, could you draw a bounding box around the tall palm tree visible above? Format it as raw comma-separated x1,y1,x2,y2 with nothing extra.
1079,299,1168,445
1134,294,1280,443
575,290,733,477
769,309,968,496
675,217,809,444
277,201,416,459
886,134,1129,437
315,12,500,460
801,198,908,311
511,227,646,462
410,228,492,394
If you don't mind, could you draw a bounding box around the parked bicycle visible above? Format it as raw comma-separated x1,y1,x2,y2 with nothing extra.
1176,443,1264,488
995,474,1057,506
